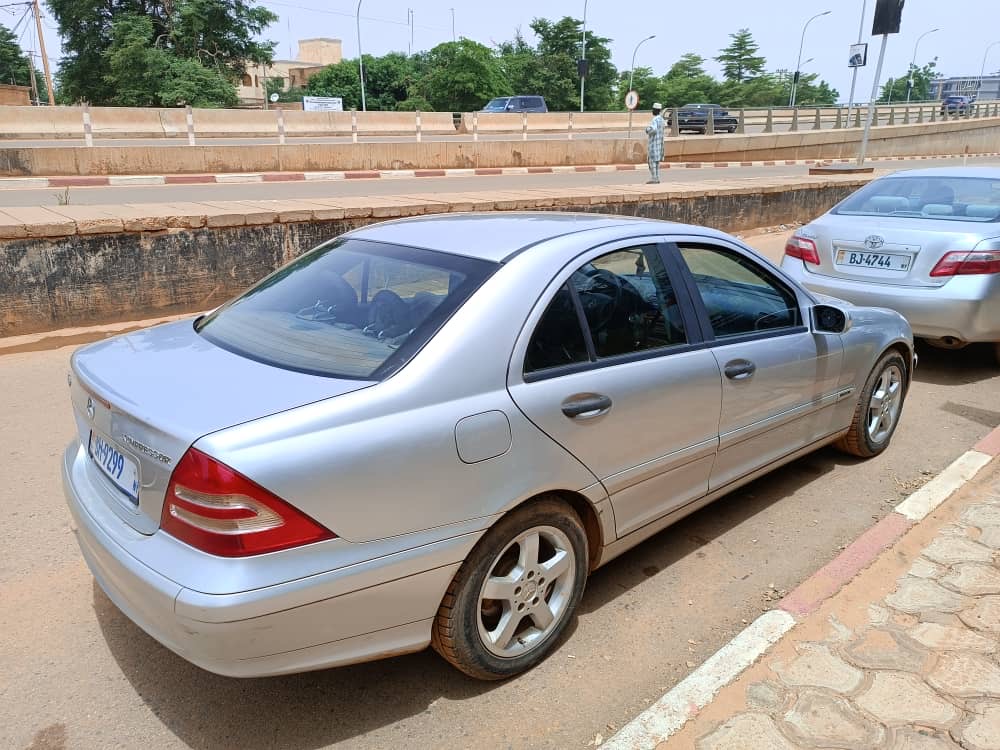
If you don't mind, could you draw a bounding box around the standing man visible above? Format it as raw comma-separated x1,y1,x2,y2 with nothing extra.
645,103,665,184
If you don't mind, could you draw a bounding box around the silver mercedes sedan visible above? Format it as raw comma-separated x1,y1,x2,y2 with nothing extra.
781,167,1000,363
63,213,913,681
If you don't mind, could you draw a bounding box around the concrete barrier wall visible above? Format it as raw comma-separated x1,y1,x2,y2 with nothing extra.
3,117,998,176
0,175,871,337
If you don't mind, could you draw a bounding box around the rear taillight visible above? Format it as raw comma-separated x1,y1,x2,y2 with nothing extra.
162,448,335,557
930,250,1000,277
785,236,821,265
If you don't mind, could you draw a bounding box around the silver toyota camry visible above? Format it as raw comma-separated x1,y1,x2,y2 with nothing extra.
781,167,1000,363
63,213,913,681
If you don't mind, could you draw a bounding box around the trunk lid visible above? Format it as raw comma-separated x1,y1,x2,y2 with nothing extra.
69,320,372,534
805,215,985,288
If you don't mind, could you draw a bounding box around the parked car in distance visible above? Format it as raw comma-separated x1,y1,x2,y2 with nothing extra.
482,95,548,113
63,213,913,681
666,103,739,133
940,95,974,115
781,167,1000,364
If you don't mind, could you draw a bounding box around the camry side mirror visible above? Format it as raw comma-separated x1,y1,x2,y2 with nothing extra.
812,304,852,334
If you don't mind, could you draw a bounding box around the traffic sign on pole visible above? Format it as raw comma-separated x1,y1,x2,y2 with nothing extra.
624,90,640,110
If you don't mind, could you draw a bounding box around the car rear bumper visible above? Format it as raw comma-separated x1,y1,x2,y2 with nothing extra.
63,440,468,677
782,260,1000,343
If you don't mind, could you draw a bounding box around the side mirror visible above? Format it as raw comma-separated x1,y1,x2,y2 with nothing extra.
812,304,852,335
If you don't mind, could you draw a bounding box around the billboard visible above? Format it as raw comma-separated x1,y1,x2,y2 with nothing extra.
848,43,868,68
872,0,905,35
302,96,344,112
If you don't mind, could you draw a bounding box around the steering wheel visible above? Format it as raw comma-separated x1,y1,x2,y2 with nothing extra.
580,269,624,334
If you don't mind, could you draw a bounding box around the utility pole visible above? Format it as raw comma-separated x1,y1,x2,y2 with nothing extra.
32,0,55,105
450,8,456,42
26,51,40,105
579,0,588,113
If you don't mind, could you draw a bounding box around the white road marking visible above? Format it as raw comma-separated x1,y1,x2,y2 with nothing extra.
895,450,993,521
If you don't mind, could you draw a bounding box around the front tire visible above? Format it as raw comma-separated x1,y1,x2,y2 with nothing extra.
431,498,588,680
836,351,908,458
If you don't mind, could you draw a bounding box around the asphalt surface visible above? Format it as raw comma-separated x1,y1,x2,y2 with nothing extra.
3,231,999,750
4,154,1000,208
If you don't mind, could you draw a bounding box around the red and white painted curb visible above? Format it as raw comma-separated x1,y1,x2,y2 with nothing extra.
603,425,1000,750
4,152,1000,191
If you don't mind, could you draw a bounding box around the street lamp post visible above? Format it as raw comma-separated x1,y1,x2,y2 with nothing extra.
906,28,939,103
978,41,1000,100
356,0,367,111
450,8,456,42
626,35,655,140
579,0,589,113
790,10,832,108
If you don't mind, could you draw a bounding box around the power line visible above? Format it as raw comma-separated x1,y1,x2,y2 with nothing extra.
265,0,447,32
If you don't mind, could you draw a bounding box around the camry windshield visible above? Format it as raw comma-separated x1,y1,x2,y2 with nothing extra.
196,239,496,379
833,176,1000,222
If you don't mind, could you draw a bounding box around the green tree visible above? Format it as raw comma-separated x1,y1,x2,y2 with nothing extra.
306,60,362,108
531,17,617,111
792,73,839,106
307,53,417,110
0,22,48,101
657,53,719,108
417,40,510,111
878,59,938,103
48,0,276,105
716,28,766,84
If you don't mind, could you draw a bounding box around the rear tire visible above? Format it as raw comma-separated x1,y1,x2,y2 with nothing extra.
835,351,908,458
431,497,588,680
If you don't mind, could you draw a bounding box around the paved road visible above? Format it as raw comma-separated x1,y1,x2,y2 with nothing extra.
3,231,998,750
4,154,1000,209
0,114,912,149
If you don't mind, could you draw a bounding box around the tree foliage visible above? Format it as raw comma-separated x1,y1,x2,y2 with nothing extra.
417,40,510,111
657,54,719,108
715,29,766,84
878,59,938,103
48,0,276,105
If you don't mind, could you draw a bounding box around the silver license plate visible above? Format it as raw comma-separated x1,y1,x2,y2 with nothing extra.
89,431,140,503
835,249,911,272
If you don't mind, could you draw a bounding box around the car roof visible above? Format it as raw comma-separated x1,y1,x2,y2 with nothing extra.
877,166,1000,180
348,212,729,263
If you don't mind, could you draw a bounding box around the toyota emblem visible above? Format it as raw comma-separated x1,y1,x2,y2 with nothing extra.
86,397,95,420
864,235,885,250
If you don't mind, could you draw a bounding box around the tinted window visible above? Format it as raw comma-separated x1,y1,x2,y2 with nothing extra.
679,245,801,338
833,176,1000,222
482,97,511,112
573,246,687,359
197,239,496,379
524,284,589,373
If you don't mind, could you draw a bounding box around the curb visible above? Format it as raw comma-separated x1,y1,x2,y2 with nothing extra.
603,424,1000,750
5,153,1000,191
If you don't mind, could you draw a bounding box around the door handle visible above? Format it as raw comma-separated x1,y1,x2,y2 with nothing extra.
724,359,757,381
561,393,613,420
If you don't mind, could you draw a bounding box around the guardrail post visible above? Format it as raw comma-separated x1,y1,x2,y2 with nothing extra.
854,107,862,128
813,108,821,130
917,106,924,124
790,107,799,131
568,112,574,140
930,106,937,123
276,107,286,145
834,108,842,129
736,109,745,134
522,112,528,141
473,111,479,142
82,102,94,147
888,107,896,126
670,108,679,137
903,107,910,125
416,110,422,142
351,108,358,143
185,105,195,146
993,103,998,117
706,107,715,135
763,108,773,133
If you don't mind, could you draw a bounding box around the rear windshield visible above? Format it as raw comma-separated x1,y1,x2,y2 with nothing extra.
482,97,511,112
196,238,497,379
832,176,1000,222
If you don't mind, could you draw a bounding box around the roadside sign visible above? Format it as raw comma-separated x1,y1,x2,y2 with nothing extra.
848,43,868,68
625,90,639,110
303,96,344,112
269,93,280,103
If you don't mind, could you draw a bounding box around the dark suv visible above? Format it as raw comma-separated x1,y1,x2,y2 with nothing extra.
481,96,548,113
940,95,974,115
666,104,739,134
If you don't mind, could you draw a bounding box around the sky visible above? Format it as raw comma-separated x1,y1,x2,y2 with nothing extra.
12,0,1000,104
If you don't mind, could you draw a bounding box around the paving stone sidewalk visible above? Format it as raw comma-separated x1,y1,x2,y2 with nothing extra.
679,464,1000,750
